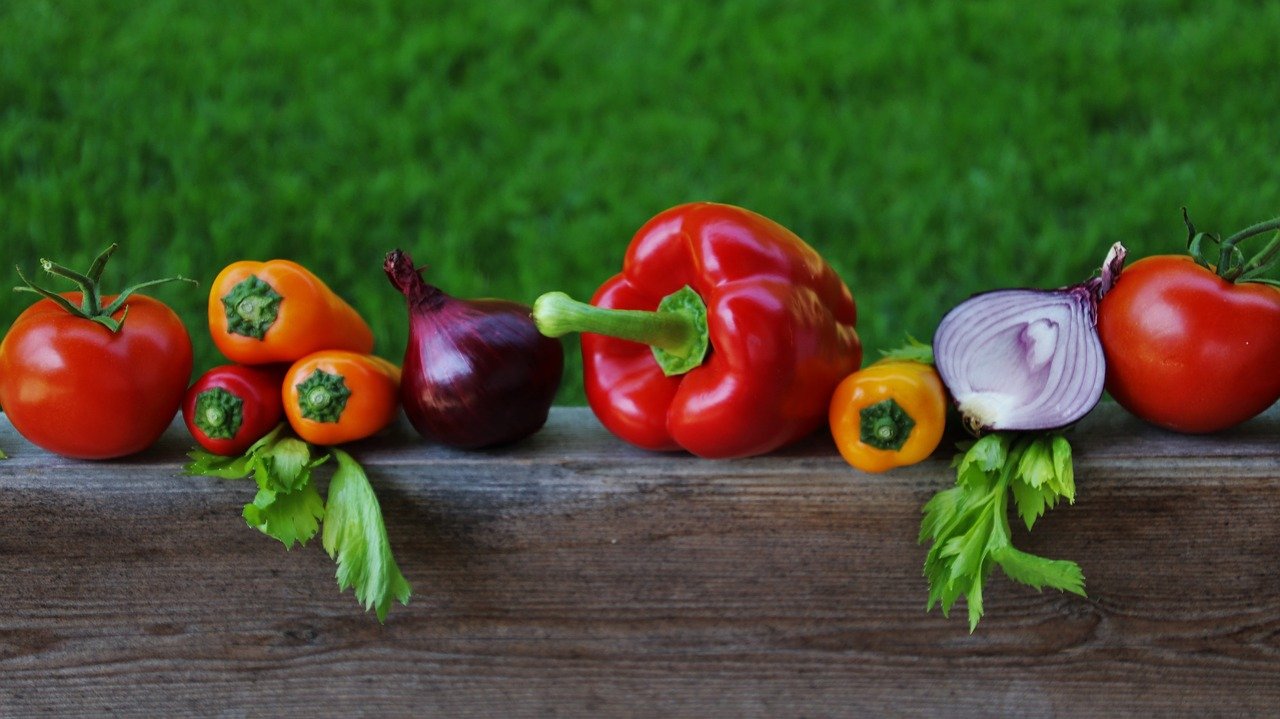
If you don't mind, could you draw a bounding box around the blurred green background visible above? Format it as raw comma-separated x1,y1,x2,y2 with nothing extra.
3,0,1278,404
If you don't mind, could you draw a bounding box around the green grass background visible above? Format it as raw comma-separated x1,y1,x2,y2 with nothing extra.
3,0,1278,405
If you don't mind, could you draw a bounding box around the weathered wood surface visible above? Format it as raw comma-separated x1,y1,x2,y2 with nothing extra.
0,404,1276,718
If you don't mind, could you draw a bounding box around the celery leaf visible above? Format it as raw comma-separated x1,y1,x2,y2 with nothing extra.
993,545,1085,596
243,480,325,550
185,449,254,479
878,336,935,364
187,425,330,546
920,432,1086,631
322,449,411,622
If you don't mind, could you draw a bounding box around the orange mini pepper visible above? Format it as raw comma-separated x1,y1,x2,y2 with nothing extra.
283,351,401,446
829,346,947,473
209,260,374,365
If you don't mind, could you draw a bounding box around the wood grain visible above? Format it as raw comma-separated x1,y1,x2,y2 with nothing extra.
0,404,1276,718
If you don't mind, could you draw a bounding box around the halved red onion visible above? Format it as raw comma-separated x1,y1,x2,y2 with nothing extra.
933,243,1127,433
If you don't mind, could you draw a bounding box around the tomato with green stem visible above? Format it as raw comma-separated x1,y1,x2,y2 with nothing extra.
1098,210,1280,433
0,245,194,459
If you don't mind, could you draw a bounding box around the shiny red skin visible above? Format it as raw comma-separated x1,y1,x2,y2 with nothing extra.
1098,255,1280,433
583,202,862,458
182,364,286,455
0,292,193,459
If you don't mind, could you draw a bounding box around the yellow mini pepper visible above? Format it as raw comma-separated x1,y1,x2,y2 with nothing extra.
829,341,947,473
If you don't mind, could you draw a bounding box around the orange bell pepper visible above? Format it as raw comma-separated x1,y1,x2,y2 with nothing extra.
283,351,401,445
209,260,374,365
829,347,947,473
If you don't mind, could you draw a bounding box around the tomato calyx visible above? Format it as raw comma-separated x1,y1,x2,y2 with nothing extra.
14,244,196,333
1183,208,1280,288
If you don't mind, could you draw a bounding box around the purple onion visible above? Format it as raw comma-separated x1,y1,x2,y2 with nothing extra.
933,243,1127,433
385,250,564,449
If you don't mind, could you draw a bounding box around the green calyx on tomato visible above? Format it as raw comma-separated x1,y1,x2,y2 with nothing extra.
221,275,284,340
532,284,710,377
1183,208,1280,287
295,369,352,423
14,244,195,333
2,245,195,460
194,388,245,440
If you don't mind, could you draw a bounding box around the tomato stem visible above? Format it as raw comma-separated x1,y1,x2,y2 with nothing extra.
1236,231,1280,282
1182,209,1280,284
40,259,102,315
12,245,195,333
1220,217,1280,250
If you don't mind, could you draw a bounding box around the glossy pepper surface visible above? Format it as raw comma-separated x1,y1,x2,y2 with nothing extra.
183,364,286,456
283,351,401,446
535,202,861,458
209,260,374,365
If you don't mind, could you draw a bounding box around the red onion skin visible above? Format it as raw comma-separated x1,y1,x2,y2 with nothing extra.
386,250,564,449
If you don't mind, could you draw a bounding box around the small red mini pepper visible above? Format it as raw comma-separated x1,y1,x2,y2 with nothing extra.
182,364,286,456
533,202,862,458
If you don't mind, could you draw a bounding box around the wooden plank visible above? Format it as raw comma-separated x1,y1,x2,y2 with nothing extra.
0,404,1276,718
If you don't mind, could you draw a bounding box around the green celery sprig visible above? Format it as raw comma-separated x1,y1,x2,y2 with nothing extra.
920,433,1086,632
324,450,412,622
186,426,411,622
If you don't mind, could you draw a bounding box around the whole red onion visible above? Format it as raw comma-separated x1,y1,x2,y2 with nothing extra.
384,250,564,449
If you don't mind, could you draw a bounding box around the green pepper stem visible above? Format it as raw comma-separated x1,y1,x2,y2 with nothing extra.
194,387,245,440
533,292,694,354
220,275,282,340
532,286,711,377
295,370,351,423
859,398,916,451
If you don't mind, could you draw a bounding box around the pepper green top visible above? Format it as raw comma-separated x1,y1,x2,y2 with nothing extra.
222,275,283,340
295,369,352,423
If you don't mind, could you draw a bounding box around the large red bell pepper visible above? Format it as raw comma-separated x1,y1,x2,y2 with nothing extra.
534,202,862,458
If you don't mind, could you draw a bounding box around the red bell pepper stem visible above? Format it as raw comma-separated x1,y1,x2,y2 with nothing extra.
532,286,710,376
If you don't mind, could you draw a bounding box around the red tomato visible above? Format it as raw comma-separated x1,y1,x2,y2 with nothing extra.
1097,255,1280,433
0,292,193,459
182,364,286,456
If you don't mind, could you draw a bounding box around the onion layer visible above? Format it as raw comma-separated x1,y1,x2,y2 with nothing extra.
933,244,1126,432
